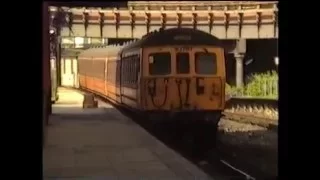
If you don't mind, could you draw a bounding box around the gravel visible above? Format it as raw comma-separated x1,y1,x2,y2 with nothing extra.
216,118,278,179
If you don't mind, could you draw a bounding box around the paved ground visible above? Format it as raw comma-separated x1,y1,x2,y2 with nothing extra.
43,87,211,180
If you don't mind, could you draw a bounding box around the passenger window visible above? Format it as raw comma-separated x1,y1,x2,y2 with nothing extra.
176,53,190,74
195,52,217,75
135,57,140,81
149,53,171,75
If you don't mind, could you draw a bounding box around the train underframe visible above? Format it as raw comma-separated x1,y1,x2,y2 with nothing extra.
145,110,223,156
79,84,222,156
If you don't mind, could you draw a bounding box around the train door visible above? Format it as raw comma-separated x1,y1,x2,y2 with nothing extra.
142,47,175,110
190,47,226,110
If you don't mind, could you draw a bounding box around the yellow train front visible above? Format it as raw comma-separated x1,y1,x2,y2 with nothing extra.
122,28,226,151
78,28,226,151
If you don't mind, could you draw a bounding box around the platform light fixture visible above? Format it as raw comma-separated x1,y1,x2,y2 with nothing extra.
274,56,279,66
49,28,55,34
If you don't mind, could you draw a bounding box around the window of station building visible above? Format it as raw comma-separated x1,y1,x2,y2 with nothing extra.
102,38,108,45
61,37,75,48
74,37,85,48
195,52,217,75
149,53,171,75
84,37,91,44
91,37,103,45
176,53,190,74
61,37,75,44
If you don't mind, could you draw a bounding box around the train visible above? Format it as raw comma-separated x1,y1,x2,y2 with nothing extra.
78,28,226,151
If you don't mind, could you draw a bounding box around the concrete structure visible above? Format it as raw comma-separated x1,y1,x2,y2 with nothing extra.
43,88,212,179
48,1,278,88
50,1,278,39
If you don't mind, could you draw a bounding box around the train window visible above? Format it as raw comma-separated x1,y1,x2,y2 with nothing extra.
124,60,128,84
130,58,134,83
135,56,140,82
149,53,171,75
176,53,190,74
129,59,132,84
195,52,217,75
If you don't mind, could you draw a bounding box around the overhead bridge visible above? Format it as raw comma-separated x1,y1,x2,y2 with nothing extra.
48,1,278,89
49,1,278,40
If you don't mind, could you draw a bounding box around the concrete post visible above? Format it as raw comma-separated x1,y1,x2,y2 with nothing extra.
235,53,244,87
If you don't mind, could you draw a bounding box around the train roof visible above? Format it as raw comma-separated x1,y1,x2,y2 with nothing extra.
121,28,223,52
78,28,223,59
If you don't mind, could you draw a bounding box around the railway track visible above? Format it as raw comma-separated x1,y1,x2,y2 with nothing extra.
223,112,278,131
71,87,268,180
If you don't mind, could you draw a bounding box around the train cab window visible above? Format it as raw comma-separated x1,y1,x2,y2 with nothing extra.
195,52,217,75
176,53,190,74
149,53,171,75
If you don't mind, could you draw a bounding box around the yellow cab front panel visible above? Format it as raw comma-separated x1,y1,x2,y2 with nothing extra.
141,46,226,111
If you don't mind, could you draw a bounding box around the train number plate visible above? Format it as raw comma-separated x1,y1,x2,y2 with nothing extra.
175,47,192,52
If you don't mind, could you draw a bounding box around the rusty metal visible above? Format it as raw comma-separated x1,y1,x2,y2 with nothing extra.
238,12,244,38
224,13,230,38
99,12,104,37
83,12,89,37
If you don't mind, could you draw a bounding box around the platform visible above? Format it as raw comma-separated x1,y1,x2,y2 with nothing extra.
43,87,212,180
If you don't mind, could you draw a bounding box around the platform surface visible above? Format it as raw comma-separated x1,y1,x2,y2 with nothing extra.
43,87,212,180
